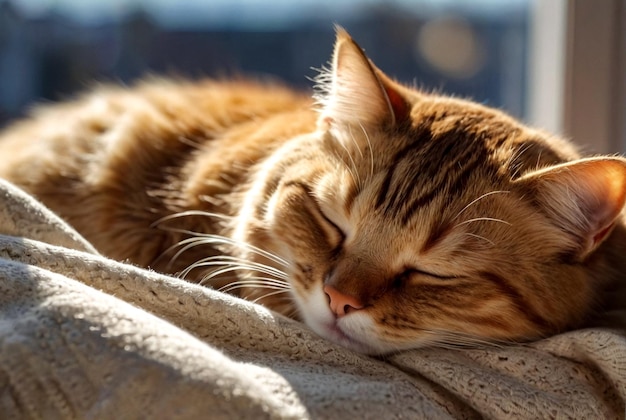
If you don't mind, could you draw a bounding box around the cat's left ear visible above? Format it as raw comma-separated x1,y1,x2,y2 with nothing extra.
515,157,626,259
317,27,410,131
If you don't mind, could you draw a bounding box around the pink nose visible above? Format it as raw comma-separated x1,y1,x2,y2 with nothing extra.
323,285,364,317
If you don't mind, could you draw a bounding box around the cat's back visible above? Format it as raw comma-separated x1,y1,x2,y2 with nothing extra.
0,78,312,185
0,78,315,267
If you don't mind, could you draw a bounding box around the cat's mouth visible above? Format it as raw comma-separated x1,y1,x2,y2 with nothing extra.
318,319,378,354
324,321,352,343
302,307,375,353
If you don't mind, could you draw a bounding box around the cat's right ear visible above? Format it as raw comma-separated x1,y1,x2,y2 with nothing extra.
515,157,626,260
317,27,409,132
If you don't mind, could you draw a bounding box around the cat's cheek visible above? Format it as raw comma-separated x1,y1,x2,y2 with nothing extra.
293,286,336,336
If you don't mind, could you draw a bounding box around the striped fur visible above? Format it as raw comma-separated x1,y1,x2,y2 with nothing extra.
0,29,624,354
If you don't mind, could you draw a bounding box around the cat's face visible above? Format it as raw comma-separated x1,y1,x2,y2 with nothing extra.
234,29,626,354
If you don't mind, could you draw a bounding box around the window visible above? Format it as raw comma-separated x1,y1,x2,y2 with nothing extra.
528,0,626,154
2,0,623,156
0,0,530,126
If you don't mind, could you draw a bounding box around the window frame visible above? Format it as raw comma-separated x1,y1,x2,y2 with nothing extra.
528,0,626,154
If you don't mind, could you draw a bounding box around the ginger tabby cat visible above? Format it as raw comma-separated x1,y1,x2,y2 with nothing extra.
0,28,624,354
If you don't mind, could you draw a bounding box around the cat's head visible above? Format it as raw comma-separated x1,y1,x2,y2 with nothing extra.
235,28,626,354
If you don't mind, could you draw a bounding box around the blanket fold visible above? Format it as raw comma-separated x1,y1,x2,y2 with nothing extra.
0,178,624,419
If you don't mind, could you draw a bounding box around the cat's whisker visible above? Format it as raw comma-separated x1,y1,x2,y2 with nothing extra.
160,237,218,269
180,254,289,280
204,255,289,279
151,237,203,270
184,260,288,283
152,211,239,268
347,124,364,159
337,132,361,187
151,210,233,228
381,326,509,352
427,329,507,349
453,190,510,221
462,232,495,247
453,217,512,229
507,142,534,179
251,289,292,304
205,265,284,282
344,154,361,187
208,271,289,288
161,235,246,271
228,277,290,289
159,227,289,267
218,279,290,294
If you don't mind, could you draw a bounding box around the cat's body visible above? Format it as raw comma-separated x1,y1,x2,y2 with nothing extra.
0,79,315,282
1,29,625,354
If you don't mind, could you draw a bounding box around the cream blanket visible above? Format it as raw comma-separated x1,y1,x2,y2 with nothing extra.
0,178,624,419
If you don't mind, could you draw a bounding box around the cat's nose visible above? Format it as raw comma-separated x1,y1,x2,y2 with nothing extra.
323,284,364,317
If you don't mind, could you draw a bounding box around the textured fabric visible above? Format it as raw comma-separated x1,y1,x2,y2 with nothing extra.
0,178,624,419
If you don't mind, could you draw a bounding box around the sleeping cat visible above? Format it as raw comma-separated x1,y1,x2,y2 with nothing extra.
0,28,624,355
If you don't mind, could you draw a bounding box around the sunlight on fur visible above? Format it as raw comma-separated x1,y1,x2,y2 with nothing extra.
0,27,624,355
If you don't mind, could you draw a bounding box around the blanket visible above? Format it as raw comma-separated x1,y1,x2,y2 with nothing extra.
0,178,624,419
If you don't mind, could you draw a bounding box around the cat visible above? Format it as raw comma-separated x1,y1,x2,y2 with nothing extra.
0,27,624,355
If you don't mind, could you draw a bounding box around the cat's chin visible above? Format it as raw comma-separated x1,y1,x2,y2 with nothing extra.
315,319,377,354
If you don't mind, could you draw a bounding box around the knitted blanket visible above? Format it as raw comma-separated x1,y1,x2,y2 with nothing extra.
0,178,624,419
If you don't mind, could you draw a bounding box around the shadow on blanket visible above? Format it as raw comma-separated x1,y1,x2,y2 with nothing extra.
0,179,624,419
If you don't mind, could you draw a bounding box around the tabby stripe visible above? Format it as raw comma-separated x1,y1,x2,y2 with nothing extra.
384,139,456,215
295,262,313,290
400,149,485,226
480,271,551,331
375,139,427,210
421,219,452,254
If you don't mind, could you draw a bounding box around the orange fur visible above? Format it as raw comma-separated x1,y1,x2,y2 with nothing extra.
0,29,624,354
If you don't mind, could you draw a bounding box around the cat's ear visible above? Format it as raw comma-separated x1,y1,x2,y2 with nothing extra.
515,157,626,259
317,27,409,130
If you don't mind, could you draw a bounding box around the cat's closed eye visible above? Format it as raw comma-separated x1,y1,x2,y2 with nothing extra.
403,268,459,282
316,207,345,255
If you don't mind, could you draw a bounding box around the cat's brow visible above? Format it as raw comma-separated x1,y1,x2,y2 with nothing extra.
400,156,482,226
453,190,510,221
375,126,491,226
421,219,452,254
374,138,424,211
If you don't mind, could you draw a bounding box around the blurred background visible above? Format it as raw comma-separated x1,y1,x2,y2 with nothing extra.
0,0,624,153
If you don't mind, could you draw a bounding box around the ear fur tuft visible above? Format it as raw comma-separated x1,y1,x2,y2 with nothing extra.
316,27,408,131
516,157,626,259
